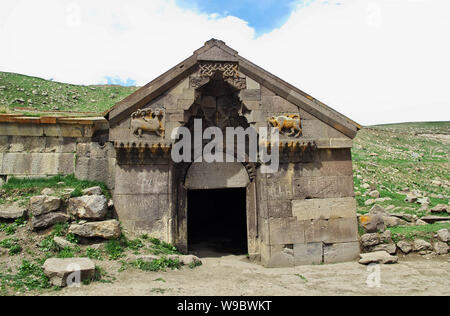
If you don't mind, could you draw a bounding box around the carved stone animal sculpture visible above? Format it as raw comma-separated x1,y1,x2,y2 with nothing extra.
269,114,302,138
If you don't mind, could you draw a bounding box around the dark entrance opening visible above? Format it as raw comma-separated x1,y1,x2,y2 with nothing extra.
188,188,248,256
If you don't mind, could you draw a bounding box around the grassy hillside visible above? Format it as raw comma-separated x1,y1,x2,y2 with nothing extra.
352,122,450,217
0,72,138,114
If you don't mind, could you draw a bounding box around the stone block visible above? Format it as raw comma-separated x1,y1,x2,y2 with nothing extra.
246,76,260,90
294,160,353,177
292,197,357,221
260,243,294,268
113,194,166,221
304,217,358,244
267,200,292,218
264,217,305,245
293,176,354,199
294,242,323,265
0,123,43,137
115,164,169,194
239,89,261,101
272,96,299,112
323,242,360,264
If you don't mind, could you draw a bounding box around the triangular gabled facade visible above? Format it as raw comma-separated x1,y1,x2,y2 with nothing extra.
108,39,361,268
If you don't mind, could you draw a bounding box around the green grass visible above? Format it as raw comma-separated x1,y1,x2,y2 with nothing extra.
0,71,137,114
0,260,51,294
352,123,449,218
134,257,181,272
1,174,111,199
388,222,450,243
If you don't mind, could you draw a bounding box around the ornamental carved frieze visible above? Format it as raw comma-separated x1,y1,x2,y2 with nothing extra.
190,62,247,90
131,108,165,138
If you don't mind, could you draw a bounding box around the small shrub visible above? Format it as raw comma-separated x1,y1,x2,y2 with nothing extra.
105,240,126,260
134,257,181,272
84,247,103,260
8,244,22,256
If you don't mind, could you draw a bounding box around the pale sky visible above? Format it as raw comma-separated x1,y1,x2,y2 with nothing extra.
0,0,449,125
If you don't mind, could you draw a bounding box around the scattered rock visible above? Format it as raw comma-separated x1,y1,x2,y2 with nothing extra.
29,195,61,216
431,180,442,187
373,244,397,255
134,255,159,263
369,190,380,198
31,212,70,230
397,240,413,254
433,242,449,255
359,251,398,265
68,195,108,220
361,233,381,248
369,204,388,216
43,258,95,287
413,239,432,252
364,199,376,206
430,204,448,214
359,214,385,233
361,183,370,190
0,202,27,219
179,255,202,266
404,195,418,203
82,186,103,196
415,219,428,226
420,216,450,224
69,220,121,240
380,230,392,243
383,216,408,228
436,229,450,243
41,188,55,196
417,197,430,206
389,213,416,223
89,243,106,251
107,199,114,209
53,237,74,249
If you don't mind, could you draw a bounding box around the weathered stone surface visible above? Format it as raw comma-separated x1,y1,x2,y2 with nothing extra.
430,204,448,214
294,242,323,265
383,216,408,227
304,217,358,244
323,242,360,264
68,195,108,220
369,190,380,198
433,241,449,255
32,212,70,230
436,229,450,243
361,233,381,248
404,195,418,203
397,240,413,254
115,164,169,194
0,202,27,219
82,186,103,196
293,176,354,199
415,219,428,226
41,188,55,195
53,237,74,249
373,243,397,255
43,258,95,287
359,251,398,265
389,213,416,223
359,214,385,233
179,255,202,266
292,197,356,221
261,243,294,268
420,216,450,224
413,239,432,252
69,220,121,239
369,204,389,216
29,195,61,216
264,218,305,245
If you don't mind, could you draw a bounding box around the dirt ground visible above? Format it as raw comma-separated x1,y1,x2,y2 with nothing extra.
52,253,450,297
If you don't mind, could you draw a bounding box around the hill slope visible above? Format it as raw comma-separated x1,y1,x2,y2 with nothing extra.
0,72,138,114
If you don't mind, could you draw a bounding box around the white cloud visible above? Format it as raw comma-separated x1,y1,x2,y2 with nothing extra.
0,0,449,125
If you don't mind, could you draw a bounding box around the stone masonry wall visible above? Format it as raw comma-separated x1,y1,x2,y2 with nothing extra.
0,119,116,190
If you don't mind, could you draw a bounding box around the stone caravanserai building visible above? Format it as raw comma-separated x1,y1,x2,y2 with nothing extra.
105,39,362,267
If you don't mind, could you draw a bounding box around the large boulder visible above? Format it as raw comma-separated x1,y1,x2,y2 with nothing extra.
359,251,398,265
397,240,413,254
0,202,27,219
82,186,103,196
31,212,70,230
69,220,121,240
359,215,385,233
29,195,61,216
436,229,450,243
68,195,108,220
413,239,432,252
369,205,389,216
361,233,381,248
420,216,450,224
433,241,449,255
383,216,408,228
373,243,397,255
430,205,448,214
43,258,95,287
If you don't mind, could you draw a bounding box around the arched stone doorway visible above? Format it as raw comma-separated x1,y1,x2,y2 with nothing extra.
175,155,258,257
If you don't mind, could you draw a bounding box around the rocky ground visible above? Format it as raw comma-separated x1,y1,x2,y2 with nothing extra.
0,122,449,296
